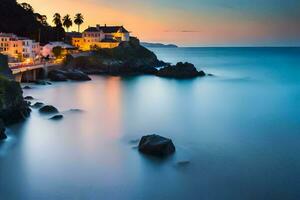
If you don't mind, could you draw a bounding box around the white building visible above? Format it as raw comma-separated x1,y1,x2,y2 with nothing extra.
41,42,76,58
72,25,130,50
19,37,41,60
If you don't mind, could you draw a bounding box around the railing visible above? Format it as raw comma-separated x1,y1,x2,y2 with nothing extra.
10,62,45,70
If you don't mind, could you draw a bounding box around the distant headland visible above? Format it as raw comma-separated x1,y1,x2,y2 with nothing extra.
141,42,178,48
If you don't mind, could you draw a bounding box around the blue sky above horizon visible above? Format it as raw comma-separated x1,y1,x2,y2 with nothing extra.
23,0,300,46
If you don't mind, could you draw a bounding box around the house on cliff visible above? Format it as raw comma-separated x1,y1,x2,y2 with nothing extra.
71,25,130,51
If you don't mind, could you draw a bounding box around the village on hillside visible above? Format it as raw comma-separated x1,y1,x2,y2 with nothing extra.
0,24,131,68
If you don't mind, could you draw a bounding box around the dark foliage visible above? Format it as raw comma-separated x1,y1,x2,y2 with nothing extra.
0,0,65,44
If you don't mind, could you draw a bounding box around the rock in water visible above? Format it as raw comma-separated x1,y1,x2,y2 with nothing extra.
0,78,31,125
138,134,176,157
48,70,68,82
0,120,7,140
31,102,44,108
49,114,63,120
24,96,34,100
39,105,59,114
35,80,47,85
64,70,91,81
157,62,205,78
23,86,32,90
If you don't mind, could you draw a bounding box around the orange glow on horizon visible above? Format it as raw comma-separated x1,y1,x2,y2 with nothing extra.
20,0,300,46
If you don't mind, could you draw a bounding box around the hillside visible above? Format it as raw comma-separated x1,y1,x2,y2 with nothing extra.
64,37,166,75
0,0,64,43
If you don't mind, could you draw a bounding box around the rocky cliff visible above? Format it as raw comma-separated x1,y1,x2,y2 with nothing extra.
0,54,30,129
64,37,166,75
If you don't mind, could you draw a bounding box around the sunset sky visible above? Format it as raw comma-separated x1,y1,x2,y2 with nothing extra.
21,0,300,46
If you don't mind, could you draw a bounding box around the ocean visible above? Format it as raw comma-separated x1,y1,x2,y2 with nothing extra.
0,47,300,200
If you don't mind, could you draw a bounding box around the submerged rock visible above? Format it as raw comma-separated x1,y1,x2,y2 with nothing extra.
177,161,191,166
39,105,59,114
24,96,34,100
0,120,7,140
35,80,52,85
49,114,63,120
69,108,84,112
23,86,32,90
138,134,176,157
157,62,205,78
31,102,44,108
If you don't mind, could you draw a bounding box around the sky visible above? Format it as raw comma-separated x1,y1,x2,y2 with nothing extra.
21,0,300,46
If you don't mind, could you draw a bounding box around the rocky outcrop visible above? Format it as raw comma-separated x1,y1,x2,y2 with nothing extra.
63,70,91,81
138,134,176,157
39,105,59,114
0,76,31,125
48,69,91,81
64,37,166,76
157,62,206,78
48,70,68,82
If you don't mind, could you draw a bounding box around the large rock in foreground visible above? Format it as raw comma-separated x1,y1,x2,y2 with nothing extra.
0,76,31,125
0,120,7,140
138,134,176,157
157,62,206,78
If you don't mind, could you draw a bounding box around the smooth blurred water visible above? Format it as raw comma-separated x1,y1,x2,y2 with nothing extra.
1,47,300,200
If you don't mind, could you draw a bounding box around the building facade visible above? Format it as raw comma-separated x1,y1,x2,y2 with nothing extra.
0,33,40,62
72,25,130,51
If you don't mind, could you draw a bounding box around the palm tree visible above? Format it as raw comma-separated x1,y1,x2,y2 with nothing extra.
63,14,73,32
74,13,84,33
53,13,62,27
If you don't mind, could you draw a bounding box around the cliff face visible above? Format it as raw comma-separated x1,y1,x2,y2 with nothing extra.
0,54,30,126
64,37,165,75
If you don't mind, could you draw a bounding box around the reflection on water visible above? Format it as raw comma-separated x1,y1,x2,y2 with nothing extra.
0,48,300,200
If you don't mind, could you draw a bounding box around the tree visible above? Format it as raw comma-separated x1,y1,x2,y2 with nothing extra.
74,13,84,33
52,46,63,58
0,0,65,43
35,13,48,26
20,3,34,13
62,15,73,32
53,13,62,27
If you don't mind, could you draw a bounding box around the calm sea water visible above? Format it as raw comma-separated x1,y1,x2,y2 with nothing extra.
1,47,300,200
